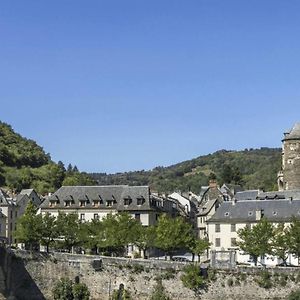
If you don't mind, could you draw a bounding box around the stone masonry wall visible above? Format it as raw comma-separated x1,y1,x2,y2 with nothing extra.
3,250,300,300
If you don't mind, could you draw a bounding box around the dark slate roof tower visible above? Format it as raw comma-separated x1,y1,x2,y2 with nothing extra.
278,123,300,190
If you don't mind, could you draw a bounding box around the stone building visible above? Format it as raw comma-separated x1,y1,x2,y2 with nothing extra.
207,197,300,266
40,185,176,226
0,188,42,245
278,122,300,190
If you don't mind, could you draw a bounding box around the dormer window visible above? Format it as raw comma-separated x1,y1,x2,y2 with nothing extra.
79,201,86,207
64,201,71,207
124,196,132,206
224,212,230,217
93,200,100,207
137,196,145,206
106,200,114,207
273,211,277,216
248,211,253,216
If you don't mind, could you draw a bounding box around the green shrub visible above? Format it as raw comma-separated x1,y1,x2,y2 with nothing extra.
112,284,132,300
239,273,247,282
227,278,234,287
132,264,144,274
161,268,176,280
279,274,288,287
288,289,300,300
180,265,206,292
207,269,217,282
52,278,90,300
255,271,272,289
150,279,170,300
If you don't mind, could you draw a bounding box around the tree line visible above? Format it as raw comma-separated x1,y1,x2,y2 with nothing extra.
15,202,209,261
238,217,300,265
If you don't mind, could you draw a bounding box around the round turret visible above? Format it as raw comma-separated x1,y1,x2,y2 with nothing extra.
281,123,300,190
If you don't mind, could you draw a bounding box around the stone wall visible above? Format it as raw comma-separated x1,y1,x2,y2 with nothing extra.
2,250,300,299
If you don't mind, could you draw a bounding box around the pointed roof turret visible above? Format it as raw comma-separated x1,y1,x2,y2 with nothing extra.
283,123,300,141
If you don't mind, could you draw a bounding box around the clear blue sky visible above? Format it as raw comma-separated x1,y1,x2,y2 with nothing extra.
1,1,300,173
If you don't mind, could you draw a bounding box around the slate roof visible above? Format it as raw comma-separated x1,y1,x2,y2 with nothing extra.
40,185,161,211
0,189,10,206
197,199,218,216
257,190,300,200
19,189,34,195
208,199,300,223
16,194,28,203
235,190,260,201
283,123,300,140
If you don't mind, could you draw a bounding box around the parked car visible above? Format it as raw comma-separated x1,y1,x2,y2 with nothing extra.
276,262,297,267
171,255,192,262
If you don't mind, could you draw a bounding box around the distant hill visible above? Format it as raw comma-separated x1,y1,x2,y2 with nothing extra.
90,148,281,193
0,121,94,194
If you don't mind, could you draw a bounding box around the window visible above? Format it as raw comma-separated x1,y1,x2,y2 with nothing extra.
137,197,145,205
10,211,13,219
231,238,236,247
79,201,86,207
135,213,141,221
93,200,100,207
246,223,251,229
215,238,221,247
215,224,220,233
10,223,12,231
64,201,71,207
155,214,159,221
106,200,113,207
124,198,132,206
80,214,85,221
94,213,99,220
231,224,236,232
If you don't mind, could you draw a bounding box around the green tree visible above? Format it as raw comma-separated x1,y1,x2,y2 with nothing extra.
271,223,289,265
101,213,141,255
287,217,300,265
14,201,41,250
237,218,274,265
40,213,59,253
134,225,156,258
155,214,194,258
189,238,210,262
56,213,81,252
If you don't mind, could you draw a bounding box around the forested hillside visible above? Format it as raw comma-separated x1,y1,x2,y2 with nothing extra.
90,148,281,193
0,121,282,195
0,121,94,194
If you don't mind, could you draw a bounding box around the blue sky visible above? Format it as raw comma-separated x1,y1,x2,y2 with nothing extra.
1,1,300,173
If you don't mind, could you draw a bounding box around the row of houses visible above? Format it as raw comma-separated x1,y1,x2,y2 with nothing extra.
1,123,300,265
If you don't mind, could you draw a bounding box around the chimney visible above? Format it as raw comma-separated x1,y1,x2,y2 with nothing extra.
256,209,264,221
209,179,217,189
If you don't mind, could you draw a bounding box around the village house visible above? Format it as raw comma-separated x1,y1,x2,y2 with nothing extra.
0,188,42,245
207,197,300,265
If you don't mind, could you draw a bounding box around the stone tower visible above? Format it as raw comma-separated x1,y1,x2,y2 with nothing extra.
278,123,300,191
